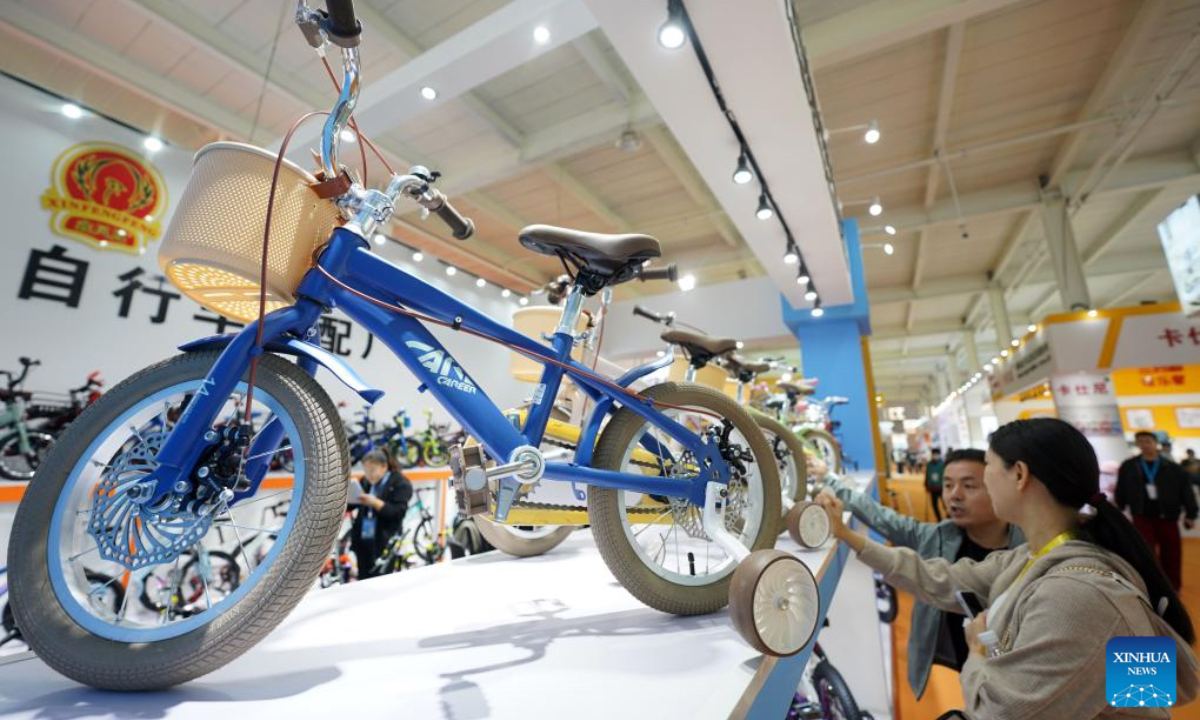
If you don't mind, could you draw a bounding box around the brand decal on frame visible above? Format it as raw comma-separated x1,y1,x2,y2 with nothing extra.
405,340,478,394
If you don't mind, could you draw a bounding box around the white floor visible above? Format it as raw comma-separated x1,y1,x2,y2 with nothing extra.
0,529,841,720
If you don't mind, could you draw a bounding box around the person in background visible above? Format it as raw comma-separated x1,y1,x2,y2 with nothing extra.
926,448,946,521
1116,431,1197,590
1183,448,1200,489
350,448,413,580
1162,440,1176,462
817,418,1199,718
820,449,1024,700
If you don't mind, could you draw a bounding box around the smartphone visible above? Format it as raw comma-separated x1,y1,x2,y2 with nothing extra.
955,590,985,618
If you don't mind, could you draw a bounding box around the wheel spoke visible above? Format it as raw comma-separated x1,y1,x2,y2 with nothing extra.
68,545,100,562
222,501,256,573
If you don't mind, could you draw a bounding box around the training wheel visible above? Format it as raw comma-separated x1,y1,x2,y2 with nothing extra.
787,500,831,549
729,549,821,656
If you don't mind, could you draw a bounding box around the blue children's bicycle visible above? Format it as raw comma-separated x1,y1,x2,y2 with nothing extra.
8,0,821,690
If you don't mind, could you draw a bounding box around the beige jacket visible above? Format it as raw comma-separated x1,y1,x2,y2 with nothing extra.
858,538,1200,719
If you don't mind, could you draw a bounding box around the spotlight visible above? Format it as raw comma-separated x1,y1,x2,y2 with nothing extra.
533,25,551,44
884,242,894,255
445,266,457,276
1087,309,1098,318
143,136,164,153
340,128,357,143
1011,339,1020,347
420,86,438,100
783,248,798,265
984,363,993,371
412,251,424,262
884,225,896,235
501,288,511,298
476,277,487,288
61,103,82,119
736,341,744,349
373,233,386,246
864,120,880,144
868,196,882,216
811,307,825,318
1000,350,1009,358
781,372,793,382
658,0,686,49
1027,324,1038,333
797,270,810,285
732,153,753,185
804,290,817,302
678,274,697,292
519,297,529,306
991,357,999,364
756,193,774,221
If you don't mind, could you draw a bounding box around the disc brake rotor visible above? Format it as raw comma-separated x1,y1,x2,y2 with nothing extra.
87,430,213,570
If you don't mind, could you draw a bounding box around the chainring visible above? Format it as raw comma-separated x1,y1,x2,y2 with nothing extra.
87,430,213,570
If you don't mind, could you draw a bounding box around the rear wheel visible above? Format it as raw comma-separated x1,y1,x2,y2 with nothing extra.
813,659,862,720
751,411,807,534
7,350,349,690
475,519,574,557
803,429,842,475
588,382,780,615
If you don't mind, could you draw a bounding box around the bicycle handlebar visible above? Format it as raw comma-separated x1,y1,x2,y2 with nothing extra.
632,305,667,323
416,189,474,240
324,0,361,43
635,264,677,283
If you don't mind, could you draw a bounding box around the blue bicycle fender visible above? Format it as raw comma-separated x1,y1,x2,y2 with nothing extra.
180,334,384,405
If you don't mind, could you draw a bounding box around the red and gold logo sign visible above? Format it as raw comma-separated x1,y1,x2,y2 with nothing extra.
40,142,167,255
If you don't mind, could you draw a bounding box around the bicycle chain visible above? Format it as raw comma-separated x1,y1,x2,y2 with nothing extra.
508,499,671,517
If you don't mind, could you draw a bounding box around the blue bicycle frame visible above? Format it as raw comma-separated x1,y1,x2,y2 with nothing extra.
144,227,729,509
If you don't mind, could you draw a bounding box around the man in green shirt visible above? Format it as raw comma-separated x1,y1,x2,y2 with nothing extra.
925,447,945,521
819,449,1024,699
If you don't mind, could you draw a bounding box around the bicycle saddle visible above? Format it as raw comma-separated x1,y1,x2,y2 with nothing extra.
660,330,738,367
519,224,661,276
777,380,817,396
723,354,770,381
0,389,31,402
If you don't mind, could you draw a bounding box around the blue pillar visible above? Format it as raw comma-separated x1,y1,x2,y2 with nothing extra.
781,218,876,472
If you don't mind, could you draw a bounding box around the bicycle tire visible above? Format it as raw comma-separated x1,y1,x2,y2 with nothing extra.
8,350,349,690
802,429,843,474
475,518,573,558
750,410,807,535
813,659,863,720
0,430,55,481
413,516,443,564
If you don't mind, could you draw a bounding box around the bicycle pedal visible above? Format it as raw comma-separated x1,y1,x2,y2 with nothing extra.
449,444,489,517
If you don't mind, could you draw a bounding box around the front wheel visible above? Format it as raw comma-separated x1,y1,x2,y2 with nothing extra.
8,350,349,690
803,429,842,475
588,382,780,616
751,411,807,535
813,659,863,720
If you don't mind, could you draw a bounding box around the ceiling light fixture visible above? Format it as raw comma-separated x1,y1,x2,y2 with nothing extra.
533,25,551,44
1087,309,1098,318
884,225,896,235
678,274,697,292
804,290,818,302
501,288,511,298
143,136,163,153
412,251,424,262
420,86,438,101
1028,324,1038,333
755,193,774,220
519,297,529,306
868,196,883,216
476,277,487,288
658,0,686,49
884,242,894,255
340,128,357,143
797,269,810,286
811,305,824,318
445,266,457,276
783,246,798,265
732,153,753,185
864,119,881,144
61,103,83,119
373,233,386,246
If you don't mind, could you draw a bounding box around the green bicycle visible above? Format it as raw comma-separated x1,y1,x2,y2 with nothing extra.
0,358,54,481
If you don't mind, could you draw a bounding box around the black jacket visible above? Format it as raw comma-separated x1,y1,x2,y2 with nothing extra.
351,471,414,543
1115,455,1198,521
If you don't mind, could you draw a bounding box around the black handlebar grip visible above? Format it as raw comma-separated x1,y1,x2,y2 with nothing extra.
324,0,361,41
637,264,678,282
632,305,663,322
435,203,474,240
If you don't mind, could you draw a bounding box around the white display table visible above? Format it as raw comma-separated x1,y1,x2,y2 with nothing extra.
0,473,876,720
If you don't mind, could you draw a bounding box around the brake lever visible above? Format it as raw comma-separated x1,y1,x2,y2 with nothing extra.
296,2,326,49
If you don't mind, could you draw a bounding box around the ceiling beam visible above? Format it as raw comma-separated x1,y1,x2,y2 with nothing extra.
546,161,632,232
1104,271,1166,308
284,0,596,151
802,0,1029,71
871,315,1031,342
642,126,740,248
1082,188,1166,265
0,2,254,138
923,22,965,208
574,31,633,104
1045,0,1168,188
859,152,1200,235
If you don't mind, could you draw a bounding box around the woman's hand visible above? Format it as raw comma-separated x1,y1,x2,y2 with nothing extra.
814,489,849,539
358,494,384,511
965,611,989,656
808,456,829,480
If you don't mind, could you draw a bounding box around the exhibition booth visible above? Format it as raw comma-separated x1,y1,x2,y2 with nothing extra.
2,0,1199,718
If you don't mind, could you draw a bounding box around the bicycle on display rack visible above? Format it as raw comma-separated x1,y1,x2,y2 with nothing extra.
630,305,809,538
785,626,873,720
372,486,446,574
0,358,55,481
8,1,819,690
762,377,847,475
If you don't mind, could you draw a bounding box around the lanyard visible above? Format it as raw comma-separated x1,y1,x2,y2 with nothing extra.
1019,530,1077,579
363,472,390,517
1140,458,1160,485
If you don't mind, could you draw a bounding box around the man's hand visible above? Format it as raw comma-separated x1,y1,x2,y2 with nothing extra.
1185,518,1195,531
965,611,990,656
358,494,384,511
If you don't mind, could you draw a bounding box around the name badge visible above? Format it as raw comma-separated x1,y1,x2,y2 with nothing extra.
361,516,377,539
1146,485,1159,501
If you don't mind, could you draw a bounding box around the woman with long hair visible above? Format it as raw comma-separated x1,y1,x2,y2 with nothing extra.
350,446,412,580
817,418,1199,718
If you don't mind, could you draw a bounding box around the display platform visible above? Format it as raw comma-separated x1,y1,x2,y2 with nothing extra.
0,473,875,720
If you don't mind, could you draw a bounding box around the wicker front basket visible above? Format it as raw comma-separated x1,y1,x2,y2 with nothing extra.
158,142,341,323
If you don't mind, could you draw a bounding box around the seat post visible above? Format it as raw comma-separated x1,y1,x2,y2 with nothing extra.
736,381,745,405
555,284,586,337
684,365,697,383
